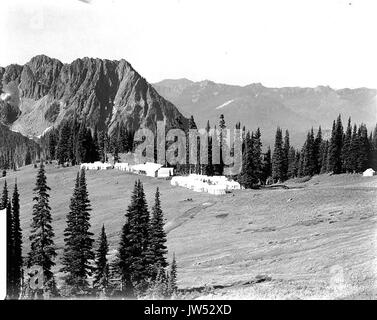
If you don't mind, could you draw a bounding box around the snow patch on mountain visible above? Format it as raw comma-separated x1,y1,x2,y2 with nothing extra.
216,99,234,109
1,92,11,101
37,126,53,138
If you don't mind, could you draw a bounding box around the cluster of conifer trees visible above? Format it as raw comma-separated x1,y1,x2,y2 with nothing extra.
237,115,377,187
0,181,22,299
0,124,38,172
1,164,177,299
175,114,376,187
41,119,134,165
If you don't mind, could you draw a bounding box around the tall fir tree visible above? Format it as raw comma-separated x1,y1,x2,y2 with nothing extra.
349,124,359,173
149,188,168,276
6,201,13,299
328,115,344,174
272,127,285,182
27,163,57,294
282,130,290,179
262,146,272,183
61,169,95,293
117,180,151,293
93,225,109,292
238,131,257,188
252,128,263,182
314,126,323,174
302,129,316,176
287,146,297,178
56,121,72,165
1,180,8,210
341,118,352,173
320,140,329,173
218,114,227,176
357,124,370,172
116,218,134,297
10,182,22,299
167,253,178,296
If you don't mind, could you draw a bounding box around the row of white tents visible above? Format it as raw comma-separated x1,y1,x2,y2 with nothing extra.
114,162,173,178
80,162,113,170
81,161,174,178
80,162,241,195
170,174,241,195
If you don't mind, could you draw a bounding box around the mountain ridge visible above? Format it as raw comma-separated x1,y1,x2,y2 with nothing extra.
153,79,377,146
0,55,188,138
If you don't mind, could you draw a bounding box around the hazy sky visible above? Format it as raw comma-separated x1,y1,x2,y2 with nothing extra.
1,0,376,88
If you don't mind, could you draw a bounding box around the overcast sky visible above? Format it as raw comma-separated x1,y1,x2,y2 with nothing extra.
0,0,376,89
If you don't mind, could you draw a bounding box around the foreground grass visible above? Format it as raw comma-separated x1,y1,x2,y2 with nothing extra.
2,165,376,299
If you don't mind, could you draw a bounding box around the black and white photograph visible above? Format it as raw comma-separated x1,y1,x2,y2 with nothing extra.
0,0,377,306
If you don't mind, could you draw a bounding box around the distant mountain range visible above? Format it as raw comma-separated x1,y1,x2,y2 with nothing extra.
1,56,376,149
153,79,377,146
0,55,188,138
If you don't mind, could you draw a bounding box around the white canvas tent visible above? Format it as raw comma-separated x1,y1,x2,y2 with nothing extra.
157,167,174,178
363,168,376,177
130,162,162,177
114,163,131,171
170,174,240,195
80,162,113,170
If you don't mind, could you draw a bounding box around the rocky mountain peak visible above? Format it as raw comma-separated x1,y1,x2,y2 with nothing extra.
0,56,188,137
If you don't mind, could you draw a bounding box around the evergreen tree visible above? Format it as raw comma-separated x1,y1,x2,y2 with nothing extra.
262,146,272,184
93,225,109,292
342,118,352,173
357,124,370,172
272,127,285,182
0,180,8,210
287,146,297,178
56,121,71,165
76,122,88,164
238,131,257,188
349,124,359,173
116,219,134,297
282,130,290,179
117,180,151,293
61,169,95,293
369,123,377,169
27,163,57,294
328,115,344,174
252,128,263,182
98,131,106,162
6,201,13,299
132,180,151,288
167,253,178,296
218,114,226,175
149,188,168,276
302,129,316,176
48,134,57,161
11,182,22,299
320,140,329,173
314,126,323,174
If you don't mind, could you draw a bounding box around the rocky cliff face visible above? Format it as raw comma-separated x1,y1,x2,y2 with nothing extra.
0,55,188,137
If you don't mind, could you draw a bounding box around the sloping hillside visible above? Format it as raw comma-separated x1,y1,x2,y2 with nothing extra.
2,165,376,299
